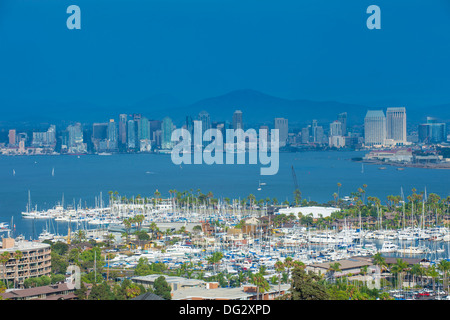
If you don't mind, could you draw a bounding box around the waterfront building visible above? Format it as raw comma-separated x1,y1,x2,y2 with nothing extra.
364,110,386,147
232,110,243,130
386,107,407,145
329,135,345,148
161,117,174,150
274,117,288,147
0,238,52,289
363,148,413,162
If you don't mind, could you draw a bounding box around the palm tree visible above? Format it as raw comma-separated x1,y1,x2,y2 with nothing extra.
328,262,341,283
0,252,11,288
410,263,422,288
275,261,285,294
251,273,270,300
390,258,408,290
372,253,387,273
206,251,223,274
12,250,23,288
438,260,450,293
427,265,440,292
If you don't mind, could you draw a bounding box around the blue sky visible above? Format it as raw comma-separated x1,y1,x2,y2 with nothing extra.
1,0,450,116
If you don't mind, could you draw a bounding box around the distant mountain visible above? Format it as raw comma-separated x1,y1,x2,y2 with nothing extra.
0,89,447,129
162,89,369,127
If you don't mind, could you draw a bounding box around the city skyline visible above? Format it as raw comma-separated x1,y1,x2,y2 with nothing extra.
2,104,449,156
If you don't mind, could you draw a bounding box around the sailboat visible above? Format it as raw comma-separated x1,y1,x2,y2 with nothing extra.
361,163,364,173
52,167,55,177
12,169,15,176
257,181,262,191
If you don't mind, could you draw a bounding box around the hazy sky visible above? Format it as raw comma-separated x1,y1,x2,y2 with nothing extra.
1,0,450,113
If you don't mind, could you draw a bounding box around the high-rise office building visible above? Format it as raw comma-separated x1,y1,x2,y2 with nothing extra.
149,120,162,143
8,129,16,146
127,120,136,150
274,118,288,147
233,110,243,130
329,120,343,137
337,112,347,136
107,119,118,151
161,117,174,149
314,126,324,144
418,117,446,144
301,127,310,144
386,107,407,144
198,111,211,142
364,110,386,147
138,117,150,141
92,123,108,152
66,123,86,154
119,114,128,145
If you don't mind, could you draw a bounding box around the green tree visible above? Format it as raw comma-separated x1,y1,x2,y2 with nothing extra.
88,281,114,300
154,276,171,300
289,266,328,300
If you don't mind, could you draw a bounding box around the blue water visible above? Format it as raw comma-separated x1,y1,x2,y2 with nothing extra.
1,151,449,239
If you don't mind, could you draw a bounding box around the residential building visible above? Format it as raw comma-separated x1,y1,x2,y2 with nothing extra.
0,238,52,289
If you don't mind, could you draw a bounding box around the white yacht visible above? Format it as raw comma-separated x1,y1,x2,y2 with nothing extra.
380,241,398,253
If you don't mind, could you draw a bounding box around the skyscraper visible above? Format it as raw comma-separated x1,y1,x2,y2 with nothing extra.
314,126,324,144
127,120,136,150
138,117,150,141
274,117,288,147
67,123,86,154
337,112,347,136
386,107,407,145
301,127,310,144
198,111,211,142
418,117,446,144
8,129,16,146
329,120,343,137
161,117,174,149
364,110,386,147
119,114,128,145
232,110,243,130
107,119,118,151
